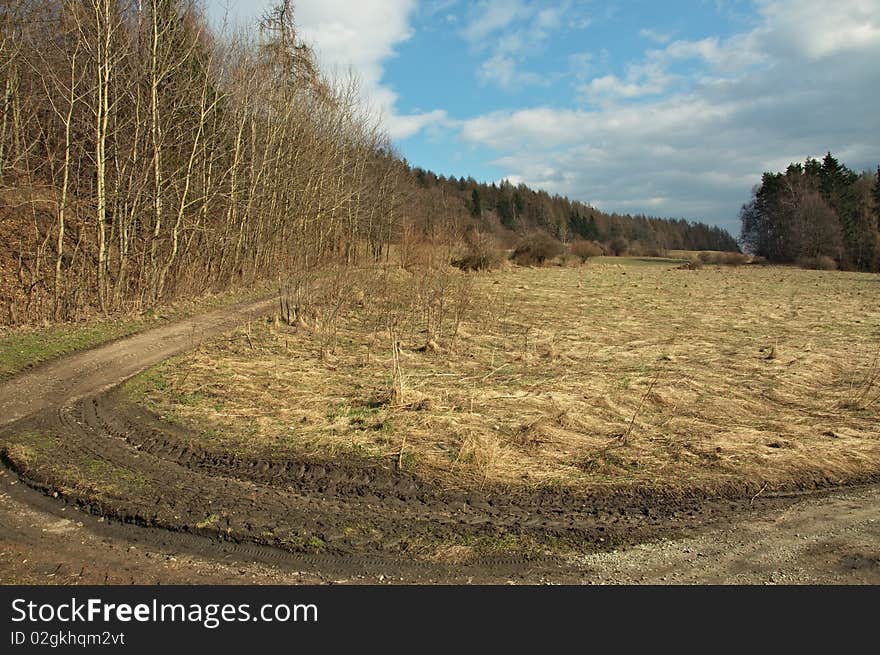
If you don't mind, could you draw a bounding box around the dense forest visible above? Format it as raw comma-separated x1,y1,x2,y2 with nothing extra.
405,167,739,254
740,153,880,272
0,0,738,327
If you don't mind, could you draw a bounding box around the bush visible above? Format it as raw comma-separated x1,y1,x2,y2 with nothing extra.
511,233,564,266
697,251,715,264
570,239,604,262
721,252,749,266
643,246,667,258
629,241,648,257
797,255,838,271
677,258,704,270
555,252,582,267
606,237,629,257
452,232,505,271
697,251,748,266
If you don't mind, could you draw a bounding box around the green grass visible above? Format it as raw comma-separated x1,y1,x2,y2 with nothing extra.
2,429,147,497
78,457,148,496
196,514,220,529
0,320,146,381
3,430,59,467
0,281,274,382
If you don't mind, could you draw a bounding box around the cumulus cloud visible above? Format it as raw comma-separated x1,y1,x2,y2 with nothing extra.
458,0,880,229
290,0,447,140
385,109,451,141
476,54,549,89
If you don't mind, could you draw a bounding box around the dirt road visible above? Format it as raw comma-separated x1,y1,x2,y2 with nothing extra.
0,298,877,584
0,297,277,427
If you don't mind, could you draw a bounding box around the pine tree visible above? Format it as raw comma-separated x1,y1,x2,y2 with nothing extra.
497,195,515,228
470,188,481,218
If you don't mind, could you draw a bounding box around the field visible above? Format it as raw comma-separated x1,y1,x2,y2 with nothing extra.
2,257,878,569
130,258,880,497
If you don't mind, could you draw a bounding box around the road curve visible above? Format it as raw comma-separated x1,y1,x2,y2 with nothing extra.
0,297,277,427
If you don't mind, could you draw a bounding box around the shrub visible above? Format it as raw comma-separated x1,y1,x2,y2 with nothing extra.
643,246,667,258
678,258,704,270
570,239,604,262
797,255,838,271
721,252,749,266
606,237,629,256
556,252,582,267
626,240,645,257
511,233,564,266
697,251,715,264
697,251,748,266
452,232,505,271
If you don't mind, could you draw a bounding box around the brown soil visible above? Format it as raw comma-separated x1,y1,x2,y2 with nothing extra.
0,294,878,584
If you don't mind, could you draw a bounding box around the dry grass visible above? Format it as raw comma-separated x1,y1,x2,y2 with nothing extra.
129,258,880,496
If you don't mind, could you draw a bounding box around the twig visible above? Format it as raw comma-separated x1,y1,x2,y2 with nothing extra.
621,368,663,445
479,363,509,382
397,434,408,470
750,482,768,505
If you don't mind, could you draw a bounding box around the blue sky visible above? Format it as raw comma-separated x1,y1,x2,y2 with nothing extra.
207,1,880,233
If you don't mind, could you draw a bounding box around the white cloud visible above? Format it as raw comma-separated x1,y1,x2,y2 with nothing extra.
458,0,880,228
639,28,672,44
460,0,532,44
476,53,549,89
290,0,446,140
385,109,451,141
579,70,670,102
755,0,880,59
460,1,589,90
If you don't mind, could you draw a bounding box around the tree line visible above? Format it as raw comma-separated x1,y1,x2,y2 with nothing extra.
407,167,740,254
740,153,880,271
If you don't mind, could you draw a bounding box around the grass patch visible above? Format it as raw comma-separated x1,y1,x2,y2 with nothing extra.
2,430,147,497
2,431,58,468
0,321,146,381
196,514,220,529
77,457,148,496
413,529,574,563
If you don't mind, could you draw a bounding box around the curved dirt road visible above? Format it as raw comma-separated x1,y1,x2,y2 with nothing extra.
0,297,277,427
0,299,877,584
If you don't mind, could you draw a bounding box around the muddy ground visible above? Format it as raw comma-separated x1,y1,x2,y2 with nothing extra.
0,298,877,584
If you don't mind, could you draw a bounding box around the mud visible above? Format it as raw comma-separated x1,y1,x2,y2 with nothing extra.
0,296,878,584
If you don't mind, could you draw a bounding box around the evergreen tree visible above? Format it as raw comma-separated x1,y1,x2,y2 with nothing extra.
470,188,481,218
741,153,879,271
497,195,514,228
513,190,525,215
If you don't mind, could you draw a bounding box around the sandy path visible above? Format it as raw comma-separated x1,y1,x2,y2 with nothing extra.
575,484,879,584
